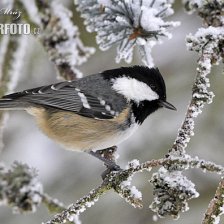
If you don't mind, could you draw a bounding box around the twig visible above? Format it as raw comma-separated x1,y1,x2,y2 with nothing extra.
45,183,111,224
0,162,80,224
0,1,28,153
41,193,67,214
41,193,80,224
202,178,224,224
33,0,95,80
45,156,224,224
166,0,223,167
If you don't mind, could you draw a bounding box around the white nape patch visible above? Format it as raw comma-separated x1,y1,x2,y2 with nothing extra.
112,77,159,103
78,92,91,109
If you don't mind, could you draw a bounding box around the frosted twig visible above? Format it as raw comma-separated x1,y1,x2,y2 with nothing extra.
45,156,224,224
166,0,224,165
1,157,223,217
167,54,215,159
202,178,224,224
33,0,95,80
7,35,28,94
149,0,224,220
0,33,28,153
41,193,81,224
115,160,143,209
0,162,43,213
0,162,80,224
45,183,111,224
150,167,199,219
41,193,68,214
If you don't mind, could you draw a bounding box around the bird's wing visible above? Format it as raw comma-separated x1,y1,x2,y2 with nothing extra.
3,79,127,119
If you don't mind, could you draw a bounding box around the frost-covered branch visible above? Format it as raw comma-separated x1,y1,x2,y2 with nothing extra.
168,0,224,159
2,158,223,222
0,0,28,153
0,162,80,224
75,0,179,66
149,0,224,220
41,193,81,224
23,0,95,80
45,156,224,224
0,162,43,213
202,178,224,224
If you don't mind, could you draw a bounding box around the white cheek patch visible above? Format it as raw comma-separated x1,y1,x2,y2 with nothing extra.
112,77,159,103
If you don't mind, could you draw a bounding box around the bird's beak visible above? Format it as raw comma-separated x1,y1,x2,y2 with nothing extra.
158,100,176,111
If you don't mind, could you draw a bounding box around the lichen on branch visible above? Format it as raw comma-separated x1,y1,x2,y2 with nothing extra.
0,162,43,213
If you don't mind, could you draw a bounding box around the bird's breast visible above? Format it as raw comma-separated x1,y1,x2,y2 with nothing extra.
26,106,139,152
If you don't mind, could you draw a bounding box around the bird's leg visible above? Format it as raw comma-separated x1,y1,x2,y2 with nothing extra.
89,146,121,172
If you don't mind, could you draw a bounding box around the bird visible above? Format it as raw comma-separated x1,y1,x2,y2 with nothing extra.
0,66,176,168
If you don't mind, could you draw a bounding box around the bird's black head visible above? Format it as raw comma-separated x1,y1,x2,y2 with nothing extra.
102,66,176,124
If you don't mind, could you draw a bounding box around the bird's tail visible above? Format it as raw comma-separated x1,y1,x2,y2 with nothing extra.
0,98,28,110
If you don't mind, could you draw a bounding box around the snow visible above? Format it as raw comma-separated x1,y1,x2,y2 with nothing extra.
97,0,112,6
121,177,132,187
43,2,95,79
158,167,199,197
0,35,10,78
73,215,82,224
7,35,28,94
68,215,82,224
152,214,158,222
75,0,180,64
119,170,142,206
171,23,220,155
196,26,224,37
140,8,164,31
0,162,43,214
139,43,155,67
128,159,140,169
20,0,41,25
211,215,220,224
187,27,224,65
209,202,224,224
85,201,95,207
130,186,142,199
150,167,199,218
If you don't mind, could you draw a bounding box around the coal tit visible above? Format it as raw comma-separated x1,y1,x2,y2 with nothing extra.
0,66,176,165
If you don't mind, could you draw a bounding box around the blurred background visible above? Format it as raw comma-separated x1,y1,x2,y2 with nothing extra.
0,1,223,224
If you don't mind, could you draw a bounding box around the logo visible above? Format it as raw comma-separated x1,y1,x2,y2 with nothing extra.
0,7,40,35
0,8,22,20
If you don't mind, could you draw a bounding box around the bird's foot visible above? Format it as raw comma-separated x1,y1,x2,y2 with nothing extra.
89,146,122,179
